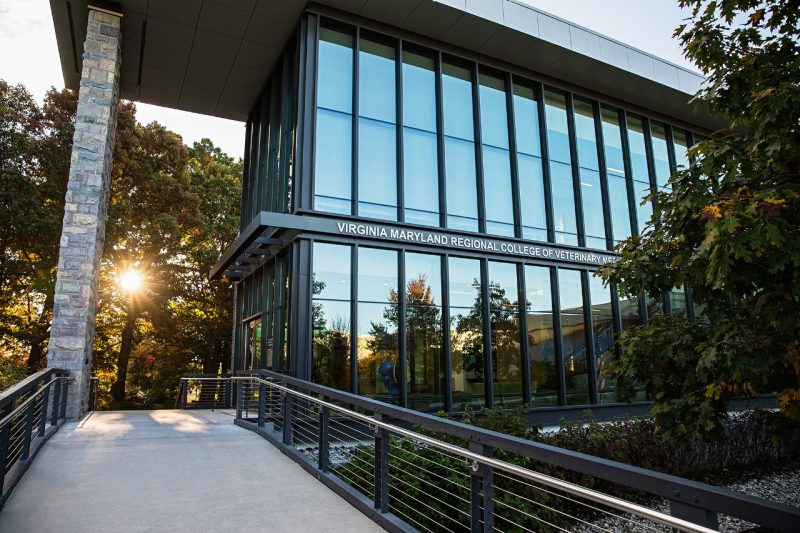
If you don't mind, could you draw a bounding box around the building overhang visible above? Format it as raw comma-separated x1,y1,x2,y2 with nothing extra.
210,211,620,281
50,0,720,130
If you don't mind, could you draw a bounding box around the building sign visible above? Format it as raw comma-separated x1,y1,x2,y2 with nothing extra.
335,221,617,266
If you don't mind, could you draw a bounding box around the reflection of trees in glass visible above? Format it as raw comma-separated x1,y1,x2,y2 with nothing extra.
454,278,519,385
311,275,352,391
362,275,442,402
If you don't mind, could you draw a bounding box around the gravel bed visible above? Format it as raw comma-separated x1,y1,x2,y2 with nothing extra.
573,464,800,532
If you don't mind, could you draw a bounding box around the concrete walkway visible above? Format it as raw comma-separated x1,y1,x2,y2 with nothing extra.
0,410,383,533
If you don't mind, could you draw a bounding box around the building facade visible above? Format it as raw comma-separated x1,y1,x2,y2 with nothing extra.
212,5,709,416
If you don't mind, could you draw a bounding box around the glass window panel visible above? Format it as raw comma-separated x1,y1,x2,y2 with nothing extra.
550,161,578,245
580,168,606,249
405,253,444,412
358,247,398,303
558,269,589,405
589,276,615,404
479,73,509,150
313,242,351,300
672,129,689,170
669,286,687,317
314,108,352,214
358,38,395,123
358,117,397,220
406,252,442,306
512,84,541,157
573,98,599,171
608,174,632,243
402,51,436,132
449,257,484,410
524,265,557,406
601,106,626,177
517,153,547,241
403,128,440,226
544,89,570,164
318,27,353,113
445,136,479,232
442,62,474,141
312,299,352,391
489,261,522,407
650,122,671,190
633,179,653,232
357,302,399,402
483,145,515,237
627,115,649,184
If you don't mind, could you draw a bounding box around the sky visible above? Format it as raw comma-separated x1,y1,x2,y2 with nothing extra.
0,0,695,160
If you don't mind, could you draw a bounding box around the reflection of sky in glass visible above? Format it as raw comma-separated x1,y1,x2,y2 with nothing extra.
448,257,482,308
358,247,398,303
525,266,552,312
558,269,584,311
513,84,541,157
313,243,350,300
573,99,599,171
650,122,671,189
488,261,518,307
544,89,570,164
405,252,442,305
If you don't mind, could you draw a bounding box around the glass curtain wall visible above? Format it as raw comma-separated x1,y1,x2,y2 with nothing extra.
403,51,440,226
358,37,397,219
312,243,352,391
443,62,480,232
308,240,661,409
544,89,578,245
405,252,444,411
357,247,400,401
449,256,484,410
573,99,607,249
479,73,515,237
310,19,702,250
513,84,547,241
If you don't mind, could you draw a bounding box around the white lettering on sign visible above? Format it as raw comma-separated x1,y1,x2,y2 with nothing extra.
335,222,616,266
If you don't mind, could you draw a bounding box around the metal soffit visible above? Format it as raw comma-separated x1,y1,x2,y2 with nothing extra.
50,0,712,127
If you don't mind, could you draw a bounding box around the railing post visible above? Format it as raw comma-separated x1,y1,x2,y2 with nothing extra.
59,378,69,419
469,442,494,533
373,413,390,513
236,380,244,419
51,378,62,425
669,499,719,530
225,378,232,408
282,391,293,446
21,398,36,461
318,393,329,473
0,402,14,495
38,382,51,437
257,382,266,428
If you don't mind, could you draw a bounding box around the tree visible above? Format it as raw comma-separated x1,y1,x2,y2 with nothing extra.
598,0,800,441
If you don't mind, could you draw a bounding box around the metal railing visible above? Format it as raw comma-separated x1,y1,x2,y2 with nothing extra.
0,368,70,509
232,369,800,532
175,374,233,409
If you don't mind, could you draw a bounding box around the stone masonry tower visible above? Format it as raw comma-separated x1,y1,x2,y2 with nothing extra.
47,4,122,418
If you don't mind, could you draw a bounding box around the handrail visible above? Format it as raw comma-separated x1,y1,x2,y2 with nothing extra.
175,374,232,410
0,368,70,509
237,368,800,532
233,375,714,533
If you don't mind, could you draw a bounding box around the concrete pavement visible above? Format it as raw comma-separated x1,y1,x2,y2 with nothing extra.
0,410,383,532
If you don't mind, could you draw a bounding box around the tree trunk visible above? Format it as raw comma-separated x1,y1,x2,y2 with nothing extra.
110,295,136,403
26,287,55,372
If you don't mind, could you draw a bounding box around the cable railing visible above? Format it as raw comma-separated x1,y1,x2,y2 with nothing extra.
175,374,233,410
231,369,800,533
0,368,70,509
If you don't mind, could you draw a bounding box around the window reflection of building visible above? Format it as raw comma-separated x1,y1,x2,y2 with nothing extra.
525,266,557,406
449,257,484,411
558,269,589,405
246,318,262,370
488,261,522,406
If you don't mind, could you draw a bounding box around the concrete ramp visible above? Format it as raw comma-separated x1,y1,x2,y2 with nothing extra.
0,410,383,532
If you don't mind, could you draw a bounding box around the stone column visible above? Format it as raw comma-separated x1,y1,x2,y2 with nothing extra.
47,5,122,418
